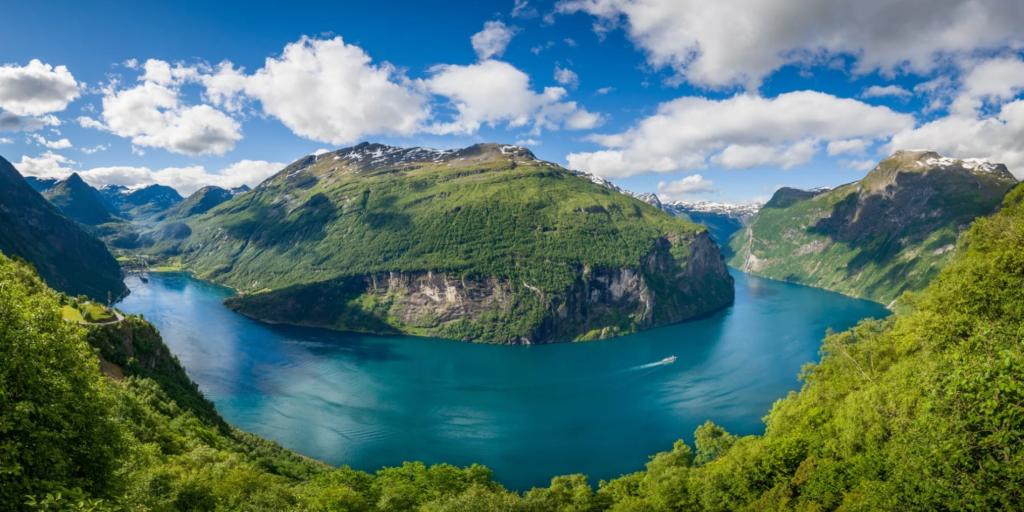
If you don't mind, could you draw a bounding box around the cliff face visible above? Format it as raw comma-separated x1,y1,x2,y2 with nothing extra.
726,150,1018,304
225,230,733,344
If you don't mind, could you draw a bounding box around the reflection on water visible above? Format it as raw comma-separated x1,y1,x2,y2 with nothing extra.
117,269,889,491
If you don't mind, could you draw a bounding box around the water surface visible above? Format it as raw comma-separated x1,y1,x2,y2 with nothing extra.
117,269,888,490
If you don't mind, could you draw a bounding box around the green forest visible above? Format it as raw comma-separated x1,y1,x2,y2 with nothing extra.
3,173,1021,510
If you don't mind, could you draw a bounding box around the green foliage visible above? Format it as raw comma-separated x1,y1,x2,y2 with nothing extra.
727,153,1017,304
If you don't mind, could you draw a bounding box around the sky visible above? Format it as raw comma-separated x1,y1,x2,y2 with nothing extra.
2,0,1024,202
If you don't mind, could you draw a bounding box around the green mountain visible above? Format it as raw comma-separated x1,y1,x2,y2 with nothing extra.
726,150,1018,304
0,156,127,300
154,142,734,343
5,174,1023,510
43,173,119,226
157,185,235,221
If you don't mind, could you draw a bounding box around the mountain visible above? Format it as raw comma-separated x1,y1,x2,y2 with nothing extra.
157,185,235,221
726,150,1018,304
229,184,251,195
42,173,120,225
159,142,735,343
661,200,763,249
119,184,183,219
24,176,59,192
0,156,127,299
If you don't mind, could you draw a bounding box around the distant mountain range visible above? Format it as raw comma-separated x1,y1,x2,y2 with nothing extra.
727,150,1019,304
0,156,126,300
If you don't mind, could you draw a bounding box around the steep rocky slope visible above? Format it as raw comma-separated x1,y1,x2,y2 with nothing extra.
157,185,236,221
726,150,1018,304
159,142,735,343
0,155,127,299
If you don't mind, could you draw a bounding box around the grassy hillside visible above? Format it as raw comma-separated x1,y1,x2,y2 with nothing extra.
727,150,1018,304
4,173,1022,510
0,155,127,300
153,143,734,343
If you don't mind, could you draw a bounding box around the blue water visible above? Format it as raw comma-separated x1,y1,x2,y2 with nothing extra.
116,269,889,491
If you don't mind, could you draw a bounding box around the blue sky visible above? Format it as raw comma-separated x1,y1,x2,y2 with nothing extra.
2,0,1023,201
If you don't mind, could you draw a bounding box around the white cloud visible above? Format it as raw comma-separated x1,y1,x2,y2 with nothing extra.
556,0,1024,89
554,63,579,89
472,21,520,60
312,148,330,156
0,137,13,144
595,86,615,95
13,151,77,178
94,80,241,156
123,59,139,70
516,138,541,146
0,60,80,116
881,55,1024,178
567,91,914,178
826,138,870,156
76,116,105,129
531,41,555,55
204,37,430,146
424,60,602,135
710,138,820,169
861,85,912,99
564,38,578,47
81,144,108,155
32,134,72,149
512,0,539,18
656,174,716,201
840,159,876,171
13,150,286,196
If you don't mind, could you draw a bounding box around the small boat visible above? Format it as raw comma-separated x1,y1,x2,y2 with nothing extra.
661,356,676,364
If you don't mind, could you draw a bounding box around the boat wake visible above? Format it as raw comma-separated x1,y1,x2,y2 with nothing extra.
628,356,677,372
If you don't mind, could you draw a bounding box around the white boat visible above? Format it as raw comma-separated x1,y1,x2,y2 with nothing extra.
661,356,676,364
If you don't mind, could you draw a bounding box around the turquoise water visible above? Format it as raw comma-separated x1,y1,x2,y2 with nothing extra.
117,269,889,490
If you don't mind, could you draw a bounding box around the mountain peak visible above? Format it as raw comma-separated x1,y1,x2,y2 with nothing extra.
880,150,1016,181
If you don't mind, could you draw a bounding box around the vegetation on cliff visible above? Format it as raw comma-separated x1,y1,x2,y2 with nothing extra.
152,143,733,343
727,150,1018,304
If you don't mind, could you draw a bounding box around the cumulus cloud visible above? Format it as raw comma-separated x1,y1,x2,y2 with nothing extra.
826,138,870,156
567,91,914,178
81,144,108,155
554,63,579,89
424,60,602,135
472,21,520,60
203,37,430,145
0,137,12,144
882,55,1024,178
32,134,72,149
512,0,539,18
0,60,80,116
93,80,241,156
556,0,1024,89
656,174,716,201
13,150,286,196
595,86,615,95
861,85,912,99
